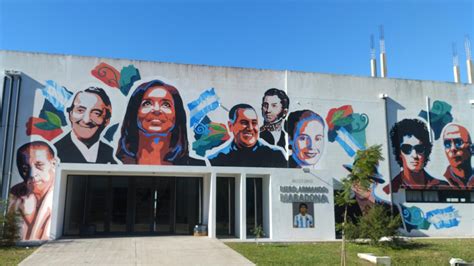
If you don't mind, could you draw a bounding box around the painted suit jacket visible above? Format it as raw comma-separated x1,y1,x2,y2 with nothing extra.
208,140,287,168
443,167,474,190
383,170,449,194
260,129,287,151
54,132,116,164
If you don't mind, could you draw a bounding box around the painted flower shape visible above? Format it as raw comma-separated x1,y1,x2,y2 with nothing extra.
325,105,353,131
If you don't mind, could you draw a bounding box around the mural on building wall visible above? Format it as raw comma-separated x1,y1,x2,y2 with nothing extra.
293,202,314,228
441,124,474,189
400,204,461,232
384,118,449,193
326,105,368,157
286,110,325,168
385,115,473,191
91,62,141,96
208,104,287,167
26,80,73,141
8,141,56,240
13,60,474,241
54,87,117,164
187,88,230,156
418,100,453,140
342,163,394,214
260,88,289,151
116,80,205,166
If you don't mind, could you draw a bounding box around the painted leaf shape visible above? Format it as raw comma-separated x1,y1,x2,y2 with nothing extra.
35,121,59,130
45,111,62,128
431,100,452,116
119,65,141,96
208,123,228,133
333,116,353,127
331,110,346,123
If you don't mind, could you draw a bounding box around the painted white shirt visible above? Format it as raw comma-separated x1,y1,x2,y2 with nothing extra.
70,132,99,163
270,129,282,145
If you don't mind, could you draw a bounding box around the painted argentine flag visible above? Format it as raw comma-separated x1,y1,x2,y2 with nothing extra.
40,80,73,112
187,88,220,127
335,126,365,157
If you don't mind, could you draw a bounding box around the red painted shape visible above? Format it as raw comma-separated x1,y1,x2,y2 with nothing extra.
26,117,63,141
91,62,121,88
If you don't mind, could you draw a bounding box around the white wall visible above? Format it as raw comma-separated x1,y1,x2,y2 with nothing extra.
1,50,473,240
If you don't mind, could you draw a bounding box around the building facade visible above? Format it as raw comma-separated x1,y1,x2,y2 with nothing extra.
1,51,473,242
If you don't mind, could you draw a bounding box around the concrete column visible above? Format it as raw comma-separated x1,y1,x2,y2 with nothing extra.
453,65,461,83
263,176,271,239
234,176,241,238
239,173,247,240
202,174,210,226
380,53,387,78
467,59,473,84
207,172,217,238
50,169,67,240
370,59,377,77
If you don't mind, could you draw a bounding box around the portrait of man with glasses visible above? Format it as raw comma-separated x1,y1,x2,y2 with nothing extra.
383,118,448,194
442,124,474,189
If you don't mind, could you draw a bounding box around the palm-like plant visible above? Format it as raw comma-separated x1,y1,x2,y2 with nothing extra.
335,144,384,266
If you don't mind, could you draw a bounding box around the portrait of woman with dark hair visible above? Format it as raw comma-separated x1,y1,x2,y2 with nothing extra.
286,110,326,168
116,80,205,166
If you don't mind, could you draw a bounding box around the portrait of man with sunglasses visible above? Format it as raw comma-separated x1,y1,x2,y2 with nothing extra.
442,124,474,189
383,119,448,194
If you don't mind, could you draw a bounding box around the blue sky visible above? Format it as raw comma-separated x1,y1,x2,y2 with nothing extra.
1,0,473,82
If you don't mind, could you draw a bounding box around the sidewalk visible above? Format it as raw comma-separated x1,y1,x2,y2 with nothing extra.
20,236,254,265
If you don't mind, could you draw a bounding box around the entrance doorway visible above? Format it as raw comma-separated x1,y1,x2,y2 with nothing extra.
246,177,263,236
63,175,202,236
216,177,235,237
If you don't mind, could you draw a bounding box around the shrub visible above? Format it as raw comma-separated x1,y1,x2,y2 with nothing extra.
251,225,265,245
347,204,401,246
0,200,21,246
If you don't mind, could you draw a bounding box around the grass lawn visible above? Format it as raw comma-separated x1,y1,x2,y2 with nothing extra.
0,246,37,265
226,239,474,265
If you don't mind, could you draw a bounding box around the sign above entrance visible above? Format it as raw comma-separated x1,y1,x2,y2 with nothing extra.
279,185,329,204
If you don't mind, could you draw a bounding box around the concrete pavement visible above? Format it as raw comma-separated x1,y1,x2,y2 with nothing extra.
20,236,254,265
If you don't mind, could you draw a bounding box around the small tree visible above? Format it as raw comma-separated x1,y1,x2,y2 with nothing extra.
251,225,265,245
335,145,383,266
354,204,401,245
0,200,21,246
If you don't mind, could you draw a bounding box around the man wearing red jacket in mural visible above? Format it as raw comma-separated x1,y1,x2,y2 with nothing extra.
8,141,57,240
384,119,448,194
442,124,474,189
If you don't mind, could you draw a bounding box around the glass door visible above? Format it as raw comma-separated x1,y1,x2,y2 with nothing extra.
85,176,108,233
134,177,154,233
175,177,201,234
154,177,173,234
64,175,203,236
246,178,263,236
109,177,129,233
216,177,235,236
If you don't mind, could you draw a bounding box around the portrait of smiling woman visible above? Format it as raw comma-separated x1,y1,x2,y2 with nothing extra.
116,80,205,166
286,110,326,168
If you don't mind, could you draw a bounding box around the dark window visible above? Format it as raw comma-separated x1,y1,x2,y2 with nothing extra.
406,190,422,202
406,190,472,203
439,190,471,203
